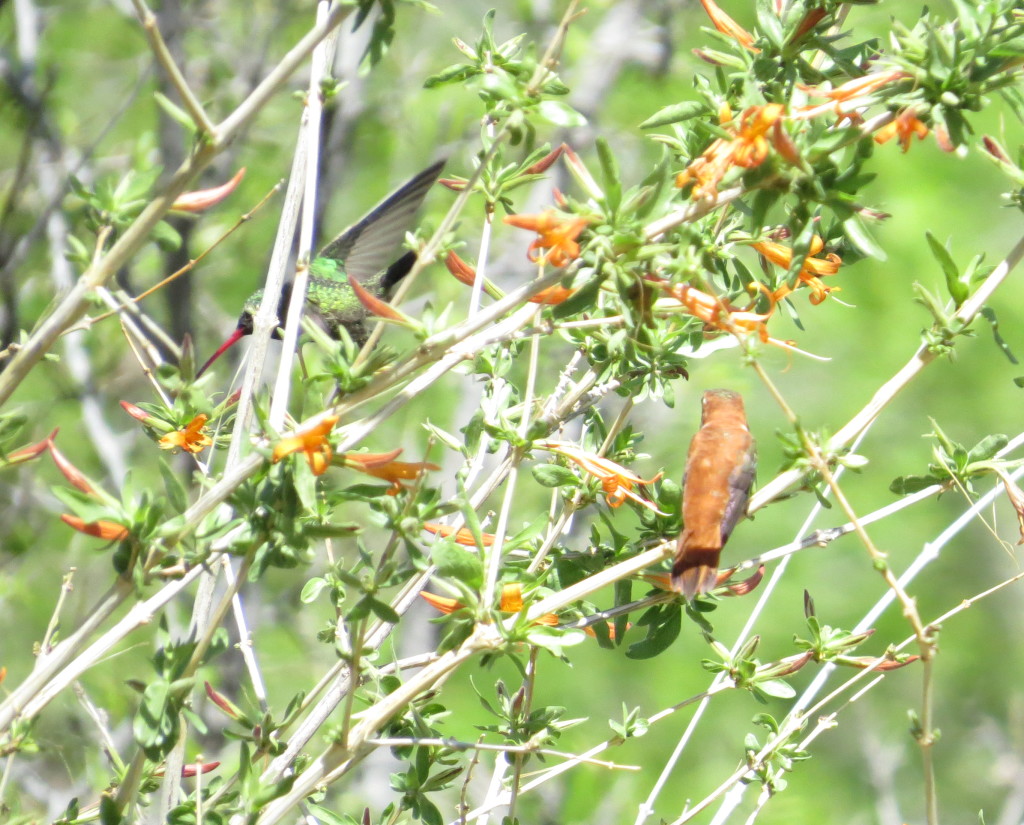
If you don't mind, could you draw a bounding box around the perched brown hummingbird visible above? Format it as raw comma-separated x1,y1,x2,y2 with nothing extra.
197,159,446,377
671,389,756,599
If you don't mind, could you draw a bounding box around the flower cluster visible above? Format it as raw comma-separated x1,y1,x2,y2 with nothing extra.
753,235,843,305
676,103,791,200
539,441,664,513
503,210,589,268
271,415,339,476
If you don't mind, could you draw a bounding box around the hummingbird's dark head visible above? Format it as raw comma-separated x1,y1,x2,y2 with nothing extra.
196,285,293,378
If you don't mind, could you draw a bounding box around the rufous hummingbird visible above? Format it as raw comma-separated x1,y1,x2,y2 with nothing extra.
671,389,756,599
197,159,445,377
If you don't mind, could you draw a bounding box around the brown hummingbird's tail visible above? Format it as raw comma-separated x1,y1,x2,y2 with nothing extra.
671,548,720,600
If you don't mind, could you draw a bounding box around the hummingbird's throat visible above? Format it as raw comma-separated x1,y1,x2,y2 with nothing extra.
197,326,246,378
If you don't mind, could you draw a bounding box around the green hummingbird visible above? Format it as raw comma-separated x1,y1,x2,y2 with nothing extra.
197,159,446,377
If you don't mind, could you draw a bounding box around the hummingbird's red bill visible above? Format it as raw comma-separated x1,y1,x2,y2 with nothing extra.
197,327,246,378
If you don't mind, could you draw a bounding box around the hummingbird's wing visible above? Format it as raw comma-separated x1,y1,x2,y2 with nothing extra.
718,438,756,544
317,159,446,283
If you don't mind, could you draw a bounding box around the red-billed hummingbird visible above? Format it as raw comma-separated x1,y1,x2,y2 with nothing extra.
196,159,446,377
671,389,756,599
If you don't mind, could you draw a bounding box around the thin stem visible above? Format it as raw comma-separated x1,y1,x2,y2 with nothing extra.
268,0,333,429
131,0,216,135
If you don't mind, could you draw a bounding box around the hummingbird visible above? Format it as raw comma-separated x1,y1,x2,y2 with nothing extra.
671,389,756,599
196,159,446,377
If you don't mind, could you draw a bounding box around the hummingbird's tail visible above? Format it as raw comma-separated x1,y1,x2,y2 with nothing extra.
670,548,720,600
380,250,418,297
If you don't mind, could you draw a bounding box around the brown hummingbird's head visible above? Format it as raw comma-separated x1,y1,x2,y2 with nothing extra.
700,389,746,425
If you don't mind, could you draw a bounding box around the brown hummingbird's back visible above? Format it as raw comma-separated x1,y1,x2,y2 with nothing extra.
672,390,756,599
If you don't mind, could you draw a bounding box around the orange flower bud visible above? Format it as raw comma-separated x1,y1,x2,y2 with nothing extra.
60,514,129,541
524,143,568,175
172,168,245,213
6,428,57,466
347,274,410,322
445,250,477,287
698,0,760,52
49,442,98,496
423,522,495,546
119,400,151,422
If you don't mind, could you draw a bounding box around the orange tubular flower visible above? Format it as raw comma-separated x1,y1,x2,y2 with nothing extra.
793,70,909,121
529,284,575,305
271,415,339,476
344,448,440,493
446,249,574,304
60,514,129,541
421,584,559,626
539,441,664,513
873,108,929,152
159,414,213,454
647,277,778,343
676,104,786,200
504,210,589,268
423,522,495,547
699,0,759,52
752,236,842,305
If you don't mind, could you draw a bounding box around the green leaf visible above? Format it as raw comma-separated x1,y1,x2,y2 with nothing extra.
250,775,297,811
551,272,602,318
154,91,197,134
300,577,330,604
842,215,886,260
133,681,180,760
305,805,358,825
98,795,124,825
423,63,475,88
639,100,707,129
966,433,1008,464
536,100,587,127
432,541,483,589
152,221,182,252
417,797,443,825
625,605,681,659
159,459,188,513
304,522,361,538
926,231,968,307
889,474,942,495
596,137,621,214
980,306,1019,364
525,625,587,657
532,464,578,488
755,678,796,699
368,597,401,624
